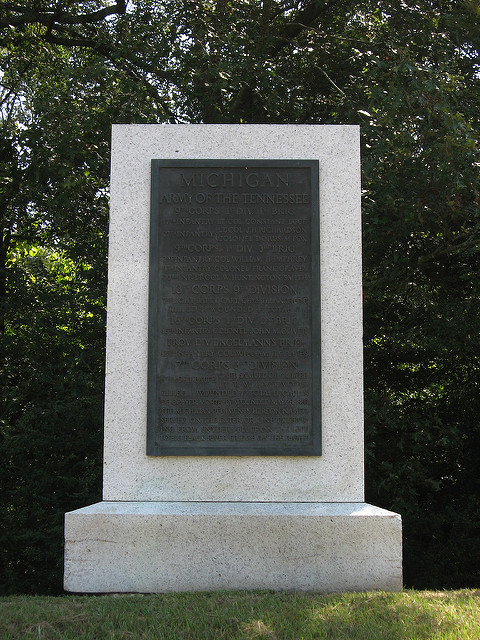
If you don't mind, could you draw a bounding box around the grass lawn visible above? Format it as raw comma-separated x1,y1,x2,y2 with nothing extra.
0,589,479,639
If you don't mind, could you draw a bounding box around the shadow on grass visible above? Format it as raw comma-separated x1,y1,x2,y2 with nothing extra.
0,589,478,639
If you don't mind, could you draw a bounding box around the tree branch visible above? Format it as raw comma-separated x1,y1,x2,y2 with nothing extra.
0,1,126,30
266,0,343,57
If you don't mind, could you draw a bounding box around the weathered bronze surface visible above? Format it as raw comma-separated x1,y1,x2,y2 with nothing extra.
147,160,320,455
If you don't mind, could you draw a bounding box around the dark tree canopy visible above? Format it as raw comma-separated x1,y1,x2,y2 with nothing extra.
1,0,479,593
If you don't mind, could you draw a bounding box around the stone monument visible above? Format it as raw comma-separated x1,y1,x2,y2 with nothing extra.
64,124,402,592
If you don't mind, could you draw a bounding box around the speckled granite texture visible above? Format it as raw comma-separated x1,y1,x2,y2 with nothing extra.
64,501,403,593
104,124,363,502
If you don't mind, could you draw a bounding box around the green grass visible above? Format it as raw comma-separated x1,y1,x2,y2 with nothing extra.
0,590,479,639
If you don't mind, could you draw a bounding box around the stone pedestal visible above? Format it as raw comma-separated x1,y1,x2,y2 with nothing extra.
64,502,402,593
64,125,402,592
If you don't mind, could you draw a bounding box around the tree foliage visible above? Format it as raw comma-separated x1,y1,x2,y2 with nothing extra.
1,1,479,593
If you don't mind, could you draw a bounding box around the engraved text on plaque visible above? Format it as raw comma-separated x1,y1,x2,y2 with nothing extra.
147,160,320,455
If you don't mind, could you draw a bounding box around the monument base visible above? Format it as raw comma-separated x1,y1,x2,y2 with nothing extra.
64,501,402,593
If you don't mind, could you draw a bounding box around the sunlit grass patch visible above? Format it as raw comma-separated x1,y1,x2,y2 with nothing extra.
0,590,479,639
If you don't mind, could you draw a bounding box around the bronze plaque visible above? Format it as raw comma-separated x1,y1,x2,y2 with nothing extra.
147,160,320,455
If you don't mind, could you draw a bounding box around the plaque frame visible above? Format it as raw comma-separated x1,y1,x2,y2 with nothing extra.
147,159,320,456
